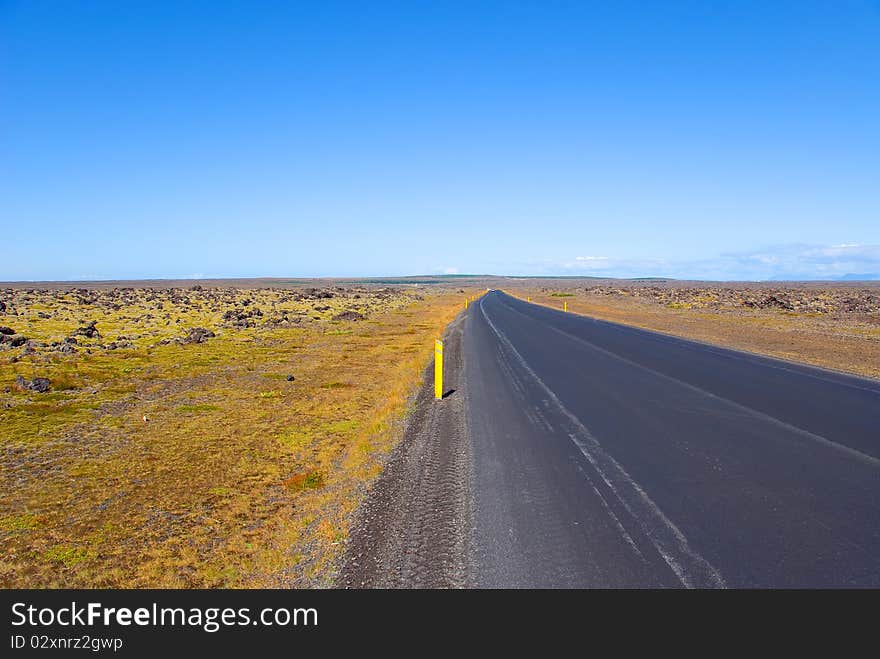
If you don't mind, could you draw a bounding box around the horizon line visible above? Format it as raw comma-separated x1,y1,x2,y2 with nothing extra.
2,274,879,286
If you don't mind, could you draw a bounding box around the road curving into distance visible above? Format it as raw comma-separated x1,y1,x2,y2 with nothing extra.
465,290,880,588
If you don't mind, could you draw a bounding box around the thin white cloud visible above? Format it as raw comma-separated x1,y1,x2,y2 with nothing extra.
682,243,880,280
541,243,880,280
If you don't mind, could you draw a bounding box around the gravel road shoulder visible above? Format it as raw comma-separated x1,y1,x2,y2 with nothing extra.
336,311,473,588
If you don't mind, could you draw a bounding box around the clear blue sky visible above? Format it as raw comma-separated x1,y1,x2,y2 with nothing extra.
2,1,878,281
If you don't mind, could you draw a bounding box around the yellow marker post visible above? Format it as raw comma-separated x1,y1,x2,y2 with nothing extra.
434,340,443,400
527,296,531,302
564,301,568,312
465,298,468,309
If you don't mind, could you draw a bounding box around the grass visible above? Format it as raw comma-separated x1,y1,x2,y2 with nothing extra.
44,545,97,568
1,513,43,532
282,471,325,491
0,285,469,587
175,403,221,413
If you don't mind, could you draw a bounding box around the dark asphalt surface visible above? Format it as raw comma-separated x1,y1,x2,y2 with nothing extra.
466,290,880,588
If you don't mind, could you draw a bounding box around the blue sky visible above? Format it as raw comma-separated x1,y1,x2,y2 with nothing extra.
2,1,878,281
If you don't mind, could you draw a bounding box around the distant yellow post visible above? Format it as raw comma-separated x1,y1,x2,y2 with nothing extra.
527,296,531,302
564,301,568,312
465,298,468,309
434,340,443,400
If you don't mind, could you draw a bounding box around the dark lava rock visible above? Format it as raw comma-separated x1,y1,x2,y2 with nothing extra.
2,335,28,347
182,327,215,344
762,294,793,311
222,308,259,328
0,326,14,335
286,375,295,382
73,320,101,339
16,375,50,393
333,310,366,322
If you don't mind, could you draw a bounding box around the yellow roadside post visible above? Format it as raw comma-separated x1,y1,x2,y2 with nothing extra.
465,298,468,309
564,301,568,312
527,296,531,302
434,340,443,400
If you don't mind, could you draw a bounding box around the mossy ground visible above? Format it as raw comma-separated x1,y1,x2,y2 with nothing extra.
0,285,469,587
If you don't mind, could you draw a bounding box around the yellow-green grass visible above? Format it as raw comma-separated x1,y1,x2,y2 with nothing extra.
0,286,468,587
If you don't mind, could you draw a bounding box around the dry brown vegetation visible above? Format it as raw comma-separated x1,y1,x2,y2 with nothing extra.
511,281,880,379
0,283,469,587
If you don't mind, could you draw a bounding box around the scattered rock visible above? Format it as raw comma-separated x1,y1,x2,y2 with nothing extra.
761,294,794,311
104,339,133,350
1,335,28,347
286,375,295,381
0,326,14,335
73,320,101,339
15,375,50,393
181,327,215,344
222,308,261,328
333,310,366,322
580,285,880,315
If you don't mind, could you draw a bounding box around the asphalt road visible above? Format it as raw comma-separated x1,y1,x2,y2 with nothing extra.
465,290,880,588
